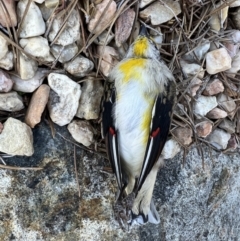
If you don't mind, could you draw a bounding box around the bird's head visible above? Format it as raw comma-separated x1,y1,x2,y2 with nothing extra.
126,24,160,60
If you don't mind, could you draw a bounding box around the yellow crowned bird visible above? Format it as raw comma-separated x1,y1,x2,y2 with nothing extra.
102,25,176,226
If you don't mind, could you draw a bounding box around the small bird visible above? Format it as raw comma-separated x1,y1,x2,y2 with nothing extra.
102,25,176,226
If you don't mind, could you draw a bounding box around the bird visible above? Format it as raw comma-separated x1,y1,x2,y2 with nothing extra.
102,24,176,226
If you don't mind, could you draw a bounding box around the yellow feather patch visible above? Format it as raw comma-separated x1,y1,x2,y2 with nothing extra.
133,37,148,57
141,95,155,144
119,58,146,83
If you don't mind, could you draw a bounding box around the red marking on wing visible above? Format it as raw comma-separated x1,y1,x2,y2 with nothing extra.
151,127,160,138
109,127,116,136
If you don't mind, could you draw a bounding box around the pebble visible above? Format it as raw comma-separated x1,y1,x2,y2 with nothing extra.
0,117,34,156
226,50,240,76
17,0,46,38
76,78,104,120
193,95,218,117
45,0,59,8
0,70,13,92
217,94,236,115
208,128,231,150
0,51,13,70
162,139,181,159
219,119,236,134
48,9,80,46
19,53,38,80
0,0,17,27
180,59,204,79
67,120,94,147
230,0,240,7
11,68,48,93
33,0,44,4
47,73,81,126
19,36,53,62
93,30,115,45
183,40,210,62
25,84,50,128
97,46,118,77
203,79,224,96
172,127,193,146
196,121,213,138
230,30,240,43
224,42,238,58
0,35,8,59
227,136,238,150
115,8,135,47
188,78,202,97
207,108,228,119
64,55,94,77
88,0,117,33
139,0,155,8
139,1,181,25
0,91,24,112
209,3,228,31
39,2,54,21
206,48,232,74
51,43,78,63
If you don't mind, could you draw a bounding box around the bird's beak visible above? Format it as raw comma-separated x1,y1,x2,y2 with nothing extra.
139,24,148,36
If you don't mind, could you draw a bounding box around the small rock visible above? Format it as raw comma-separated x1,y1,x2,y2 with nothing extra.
39,2,54,21
115,8,135,47
93,30,115,45
224,42,238,58
219,119,236,134
97,46,118,77
48,9,80,46
207,108,228,119
25,84,50,128
172,127,193,146
193,95,218,117
11,68,48,93
0,0,17,27
64,55,94,77
0,91,24,111
217,93,236,115
19,53,38,80
88,0,117,33
180,59,204,78
0,70,13,92
226,50,240,76
224,82,238,97
227,136,238,150
206,48,232,74
0,117,33,156
20,36,53,62
17,0,46,38
0,35,8,59
51,43,78,63
68,120,94,147
48,73,81,126
208,128,231,150
76,78,104,120
33,0,44,3
230,0,240,7
139,1,181,25
188,78,202,97
196,121,213,138
183,40,210,61
0,51,13,70
45,0,59,8
203,79,224,96
162,138,181,159
209,3,228,31
139,0,155,8
230,30,240,43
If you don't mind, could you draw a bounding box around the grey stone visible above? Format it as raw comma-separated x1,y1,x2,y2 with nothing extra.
47,73,81,126
19,53,38,80
0,70,13,92
0,91,24,111
219,119,236,134
76,78,103,120
0,117,33,156
207,128,231,150
0,51,13,70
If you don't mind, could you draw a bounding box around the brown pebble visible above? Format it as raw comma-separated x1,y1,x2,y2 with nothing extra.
25,84,50,128
206,108,228,119
196,121,213,138
172,127,193,146
203,79,224,96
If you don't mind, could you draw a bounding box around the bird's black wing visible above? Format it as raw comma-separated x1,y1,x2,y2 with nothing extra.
102,90,122,190
136,80,176,192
